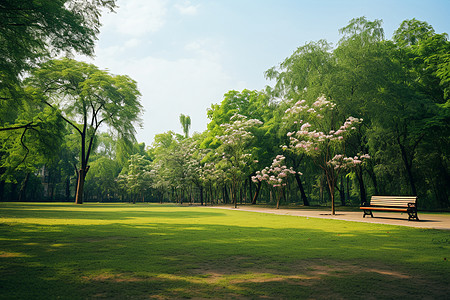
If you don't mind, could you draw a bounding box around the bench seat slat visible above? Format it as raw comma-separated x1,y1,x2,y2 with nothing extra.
369,203,411,207
359,206,408,212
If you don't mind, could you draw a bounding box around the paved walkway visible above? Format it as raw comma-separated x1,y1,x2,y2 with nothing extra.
212,206,450,230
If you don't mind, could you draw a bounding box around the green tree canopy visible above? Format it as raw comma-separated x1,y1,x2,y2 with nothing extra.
0,0,116,86
27,58,142,204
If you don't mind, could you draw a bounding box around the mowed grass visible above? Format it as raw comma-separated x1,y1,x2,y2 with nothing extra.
0,203,449,299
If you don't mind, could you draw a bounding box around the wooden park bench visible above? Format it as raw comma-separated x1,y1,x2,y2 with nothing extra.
360,196,419,221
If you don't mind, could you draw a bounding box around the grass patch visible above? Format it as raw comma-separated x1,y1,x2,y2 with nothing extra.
1,202,449,299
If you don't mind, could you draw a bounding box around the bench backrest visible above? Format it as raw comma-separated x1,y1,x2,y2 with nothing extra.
370,196,417,207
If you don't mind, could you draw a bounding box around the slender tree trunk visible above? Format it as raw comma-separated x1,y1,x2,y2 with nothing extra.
65,177,71,202
367,168,379,195
356,166,367,205
437,157,450,207
0,180,5,201
294,173,310,206
329,183,335,215
18,173,30,202
398,140,417,195
346,176,350,200
10,182,18,201
339,175,345,206
248,176,253,205
199,185,204,206
208,183,213,205
319,175,324,204
222,185,227,204
232,180,237,208
242,179,246,204
325,171,336,215
276,188,281,209
251,180,262,204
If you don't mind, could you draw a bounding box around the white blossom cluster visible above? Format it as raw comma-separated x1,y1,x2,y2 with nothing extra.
199,161,225,183
284,96,336,119
216,114,263,147
287,115,363,152
252,155,297,187
327,153,371,170
283,96,364,153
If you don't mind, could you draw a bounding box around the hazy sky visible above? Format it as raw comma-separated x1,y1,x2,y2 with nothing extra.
78,0,450,146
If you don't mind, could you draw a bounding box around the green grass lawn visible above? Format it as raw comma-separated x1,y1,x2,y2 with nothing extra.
1,203,449,299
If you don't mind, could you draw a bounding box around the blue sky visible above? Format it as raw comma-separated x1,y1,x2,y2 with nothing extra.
80,0,450,145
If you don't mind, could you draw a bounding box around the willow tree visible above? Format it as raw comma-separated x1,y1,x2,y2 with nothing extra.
28,58,142,204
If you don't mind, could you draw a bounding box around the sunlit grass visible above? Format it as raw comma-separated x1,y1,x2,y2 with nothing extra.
0,202,449,299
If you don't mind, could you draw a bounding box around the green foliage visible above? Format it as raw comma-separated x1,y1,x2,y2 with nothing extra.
25,58,142,203
0,0,116,85
1,16,448,209
0,0,117,196
0,100,65,182
393,18,435,47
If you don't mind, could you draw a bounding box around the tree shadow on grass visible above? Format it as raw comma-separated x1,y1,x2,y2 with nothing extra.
0,206,226,221
1,205,449,299
2,254,448,299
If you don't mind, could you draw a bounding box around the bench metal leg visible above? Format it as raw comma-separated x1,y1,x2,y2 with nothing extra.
362,209,373,218
408,210,419,221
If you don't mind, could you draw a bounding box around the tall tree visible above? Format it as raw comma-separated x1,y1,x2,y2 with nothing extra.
119,154,152,203
216,114,262,208
0,0,117,197
179,114,191,138
283,96,369,214
27,58,142,204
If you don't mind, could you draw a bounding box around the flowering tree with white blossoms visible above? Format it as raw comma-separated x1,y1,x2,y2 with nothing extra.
252,155,296,209
117,154,152,204
283,96,370,215
216,114,263,208
198,159,227,205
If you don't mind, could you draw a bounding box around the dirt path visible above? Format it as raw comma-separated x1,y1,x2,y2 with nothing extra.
210,205,450,230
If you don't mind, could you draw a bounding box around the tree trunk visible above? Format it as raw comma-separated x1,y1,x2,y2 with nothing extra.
10,182,18,201
367,167,379,195
199,185,204,206
276,188,281,209
339,175,345,206
0,180,4,201
65,177,71,202
294,172,310,206
223,185,229,204
325,171,336,215
18,173,30,202
75,167,88,204
399,141,417,195
330,188,335,215
232,181,237,208
251,180,262,204
319,175,324,204
346,176,350,200
248,176,253,205
356,166,367,205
